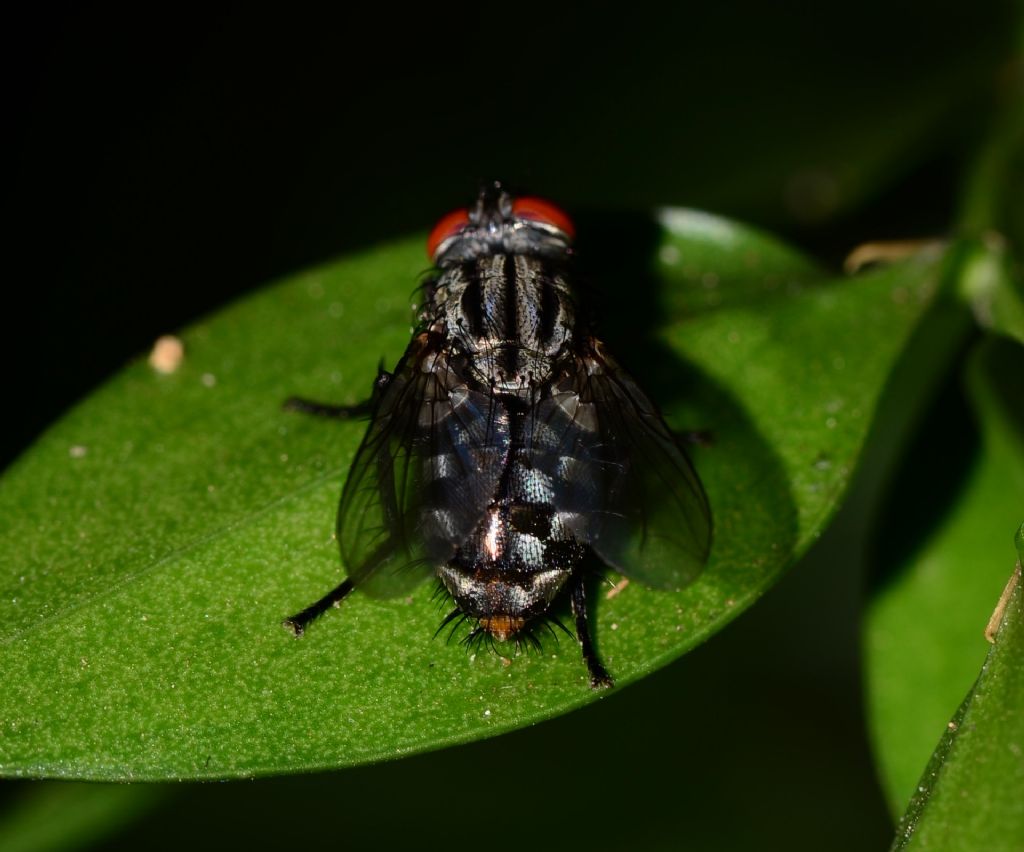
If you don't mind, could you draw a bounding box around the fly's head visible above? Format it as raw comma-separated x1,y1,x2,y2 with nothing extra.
426,181,575,267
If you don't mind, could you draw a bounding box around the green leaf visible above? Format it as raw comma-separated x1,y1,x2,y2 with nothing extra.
866,336,1024,813
891,558,1024,851
956,52,1024,345
0,212,944,780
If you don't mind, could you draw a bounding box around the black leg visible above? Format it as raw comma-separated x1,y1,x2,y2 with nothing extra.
282,396,372,419
570,572,614,689
283,370,392,420
283,578,355,636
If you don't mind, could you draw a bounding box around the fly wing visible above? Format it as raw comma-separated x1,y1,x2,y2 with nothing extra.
532,339,711,590
337,334,507,598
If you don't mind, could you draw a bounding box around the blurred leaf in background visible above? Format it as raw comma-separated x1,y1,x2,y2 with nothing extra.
891,558,1024,851
866,339,1024,814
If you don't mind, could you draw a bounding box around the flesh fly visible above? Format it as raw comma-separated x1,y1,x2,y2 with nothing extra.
284,184,711,687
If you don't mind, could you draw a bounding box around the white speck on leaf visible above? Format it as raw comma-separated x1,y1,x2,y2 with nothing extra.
148,335,185,374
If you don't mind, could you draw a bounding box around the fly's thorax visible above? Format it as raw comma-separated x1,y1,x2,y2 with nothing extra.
431,254,579,389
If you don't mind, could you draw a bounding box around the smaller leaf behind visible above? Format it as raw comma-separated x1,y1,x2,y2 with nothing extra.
865,336,1024,812
892,559,1024,851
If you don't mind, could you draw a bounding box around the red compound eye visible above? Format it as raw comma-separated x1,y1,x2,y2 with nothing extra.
426,208,470,260
511,197,575,238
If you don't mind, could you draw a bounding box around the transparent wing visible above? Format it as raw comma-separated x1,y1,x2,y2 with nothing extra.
336,334,506,598
531,338,711,590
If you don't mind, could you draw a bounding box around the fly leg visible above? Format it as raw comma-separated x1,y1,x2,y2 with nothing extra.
283,578,355,636
281,367,392,634
283,366,392,419
570,572,614,689
283,397,372,418
280,391,360,631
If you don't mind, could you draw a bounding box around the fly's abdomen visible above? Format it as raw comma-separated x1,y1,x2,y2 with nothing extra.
436,440,585,640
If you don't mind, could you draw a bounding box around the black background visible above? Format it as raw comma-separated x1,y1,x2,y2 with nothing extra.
5,4,1014,465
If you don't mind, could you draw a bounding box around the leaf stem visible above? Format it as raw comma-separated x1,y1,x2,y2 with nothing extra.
957,30,1024,235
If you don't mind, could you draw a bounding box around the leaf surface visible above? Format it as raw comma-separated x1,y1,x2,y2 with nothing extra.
0,213,944,779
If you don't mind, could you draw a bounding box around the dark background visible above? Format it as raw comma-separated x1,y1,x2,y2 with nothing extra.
3,4,1019,849
6,4,1015,468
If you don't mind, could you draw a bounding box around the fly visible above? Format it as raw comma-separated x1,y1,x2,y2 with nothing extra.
283,183,712,688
